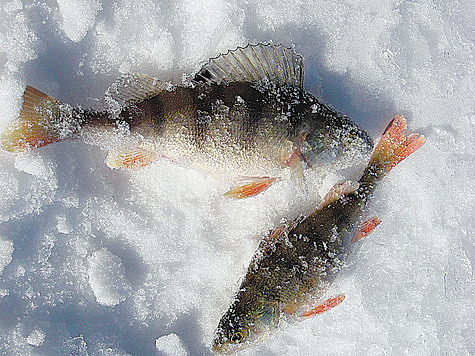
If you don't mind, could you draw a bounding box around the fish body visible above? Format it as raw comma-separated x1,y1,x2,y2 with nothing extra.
1,44,373,197
213,115,425,353
103,81,370,178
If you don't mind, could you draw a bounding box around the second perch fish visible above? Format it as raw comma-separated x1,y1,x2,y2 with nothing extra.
0,43,372,198
213,115,425,353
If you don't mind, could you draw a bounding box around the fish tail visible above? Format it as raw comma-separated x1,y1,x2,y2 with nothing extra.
365,115,425,181
1,86,73,152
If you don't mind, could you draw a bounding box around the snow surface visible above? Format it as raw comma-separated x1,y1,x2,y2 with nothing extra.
156,333,188,356
0,0,473,355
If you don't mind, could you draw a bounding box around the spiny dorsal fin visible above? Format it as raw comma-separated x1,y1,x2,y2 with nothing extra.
105,73,171,107
193,42,304,89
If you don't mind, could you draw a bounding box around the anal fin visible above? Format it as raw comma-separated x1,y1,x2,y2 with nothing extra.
224,177,276,199
106,147,157,169
300,294,345,318
351,217,381,243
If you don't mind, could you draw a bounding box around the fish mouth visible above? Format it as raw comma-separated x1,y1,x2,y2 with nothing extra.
211,342,227,355
212,339,254,355
212,339,248,355
212,325,270,354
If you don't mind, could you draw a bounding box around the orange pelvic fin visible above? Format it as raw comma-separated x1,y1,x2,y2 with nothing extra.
369,115,425,176
224,177,276,199
351,217,382,243
300,294,345,318
106,147,157,169
1,86,62,152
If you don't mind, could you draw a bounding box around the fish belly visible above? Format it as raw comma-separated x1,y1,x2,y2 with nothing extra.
131,83,297,178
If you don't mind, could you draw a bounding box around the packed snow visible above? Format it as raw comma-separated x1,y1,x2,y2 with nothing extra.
0,0,473,355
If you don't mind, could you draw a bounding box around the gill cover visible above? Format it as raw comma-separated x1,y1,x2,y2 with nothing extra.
213,301,279,354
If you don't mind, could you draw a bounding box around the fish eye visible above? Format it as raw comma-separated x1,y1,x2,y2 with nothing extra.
230,331,244,344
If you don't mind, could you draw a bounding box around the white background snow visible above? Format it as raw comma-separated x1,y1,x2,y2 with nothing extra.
0,0,473,355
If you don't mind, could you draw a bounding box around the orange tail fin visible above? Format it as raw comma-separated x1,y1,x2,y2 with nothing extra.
368,115,425,177
1,86,64,152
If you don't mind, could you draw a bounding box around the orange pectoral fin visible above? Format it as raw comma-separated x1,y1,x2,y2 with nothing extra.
300,294,345,318
106,147,157,169
224,177,276,199
351,217,382,243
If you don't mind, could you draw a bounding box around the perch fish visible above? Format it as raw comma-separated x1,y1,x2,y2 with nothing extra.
0,43,373,198
213,115,425,353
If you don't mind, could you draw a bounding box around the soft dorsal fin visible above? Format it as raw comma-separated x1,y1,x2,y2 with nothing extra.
193,42,304,89
105,73,171,107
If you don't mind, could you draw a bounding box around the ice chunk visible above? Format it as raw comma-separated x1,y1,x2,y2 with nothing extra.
0,237,13,275
0,156,57,221
0,170,18,220
87,248,131,306
63,335,88,356
92,343,131,356
178,0,245,68
26,329,46,347
14,155,50,179
0,1,36,76
155,333,187,356
90,0,173,74
57,0,102,42
0,80,24,127
56,214,73,234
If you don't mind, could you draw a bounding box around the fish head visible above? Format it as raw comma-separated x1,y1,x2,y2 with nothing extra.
212,297,279,354
299,118,374,168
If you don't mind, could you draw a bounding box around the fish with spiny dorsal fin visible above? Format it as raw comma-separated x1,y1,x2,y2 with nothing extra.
213,115,425,353
0,43,373,198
